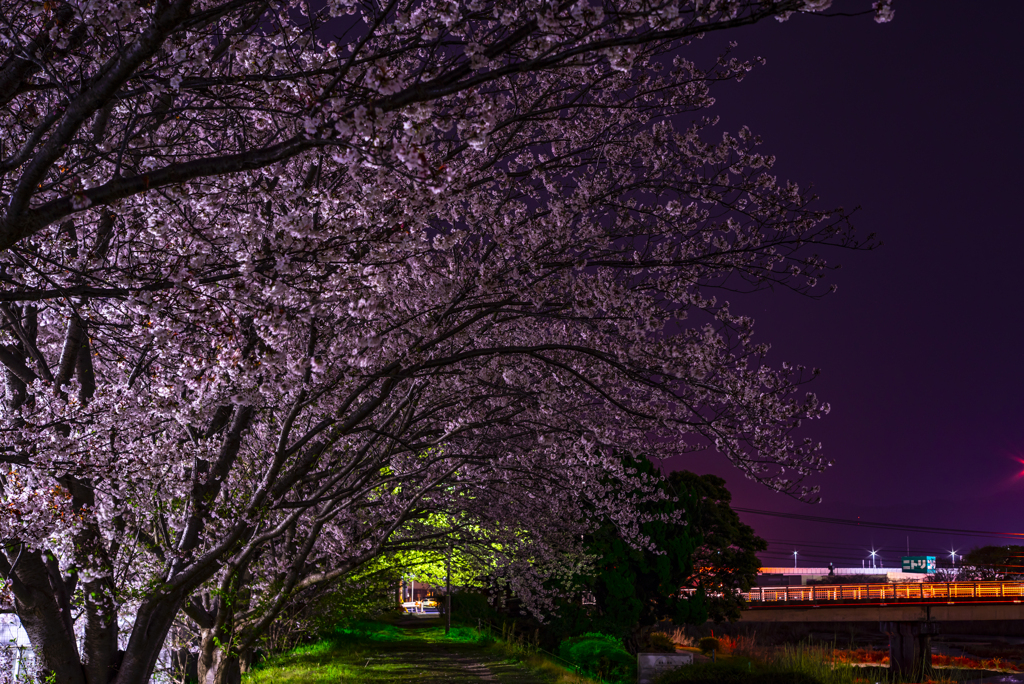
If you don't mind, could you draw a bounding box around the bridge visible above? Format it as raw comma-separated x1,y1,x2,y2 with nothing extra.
738,581,1024,677
745,579,1024,605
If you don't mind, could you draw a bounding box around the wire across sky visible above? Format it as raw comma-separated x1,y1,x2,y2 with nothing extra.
734,508,1024,541
735,508,1024,568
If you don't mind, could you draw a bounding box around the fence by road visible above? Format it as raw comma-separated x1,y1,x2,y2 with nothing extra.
744,581,1024,604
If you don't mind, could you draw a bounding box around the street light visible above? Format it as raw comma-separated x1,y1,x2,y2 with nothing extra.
949,548,958,567
445,540,452,636
793,551,798,568
869,549,879,569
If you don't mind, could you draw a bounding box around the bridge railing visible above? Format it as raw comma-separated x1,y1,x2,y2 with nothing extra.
743,581,1024,603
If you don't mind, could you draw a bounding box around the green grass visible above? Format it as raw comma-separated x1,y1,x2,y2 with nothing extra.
244,620,599,684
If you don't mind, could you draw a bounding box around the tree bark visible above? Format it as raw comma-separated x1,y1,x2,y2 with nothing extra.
115,596,189,684
197,628,218,684
213,653,242,684
81,575,118,684
198,628,243,684
4,549,85,684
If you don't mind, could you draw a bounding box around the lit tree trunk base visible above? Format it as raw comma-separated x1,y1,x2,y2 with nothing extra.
213,655,242,684
198,629,245,684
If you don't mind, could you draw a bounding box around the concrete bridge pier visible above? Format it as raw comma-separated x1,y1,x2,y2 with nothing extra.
880,621,939,680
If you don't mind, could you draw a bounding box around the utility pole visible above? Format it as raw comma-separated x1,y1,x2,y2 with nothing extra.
445,542,452,635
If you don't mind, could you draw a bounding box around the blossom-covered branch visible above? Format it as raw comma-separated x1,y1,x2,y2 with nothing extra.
0,1,889,682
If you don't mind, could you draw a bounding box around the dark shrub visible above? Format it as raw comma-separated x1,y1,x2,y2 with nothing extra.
644,632,678,653
698,636,720,655
559,632,636,683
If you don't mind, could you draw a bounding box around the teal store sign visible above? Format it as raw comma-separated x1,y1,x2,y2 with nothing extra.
901,556,936,573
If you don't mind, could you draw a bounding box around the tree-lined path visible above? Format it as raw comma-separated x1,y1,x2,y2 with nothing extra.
243,622,555,684
0,1,894,681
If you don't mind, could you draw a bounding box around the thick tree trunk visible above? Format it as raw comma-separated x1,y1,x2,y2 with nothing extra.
195,554,257,684
114,597,188,684
239,648,255,675
4,550,187,684
197,628,217,684
81,576,118,684
8,551,85,684
198,629,243,684
213,654,242,684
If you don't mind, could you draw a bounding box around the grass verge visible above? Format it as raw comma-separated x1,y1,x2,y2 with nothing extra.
243,620,601,684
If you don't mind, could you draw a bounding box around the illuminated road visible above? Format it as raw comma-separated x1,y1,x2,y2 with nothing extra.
744,580,1024,605
737,581,1024,624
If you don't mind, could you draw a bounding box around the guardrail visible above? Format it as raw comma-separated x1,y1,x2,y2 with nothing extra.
743,581,1024,603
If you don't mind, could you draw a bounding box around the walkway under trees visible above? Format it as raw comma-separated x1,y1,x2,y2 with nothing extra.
243,622,556,684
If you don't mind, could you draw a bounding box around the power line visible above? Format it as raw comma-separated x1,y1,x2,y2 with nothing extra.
764,539,894,552
735,508,1024,540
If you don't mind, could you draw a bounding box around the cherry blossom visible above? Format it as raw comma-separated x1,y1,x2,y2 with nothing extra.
0,1,885,682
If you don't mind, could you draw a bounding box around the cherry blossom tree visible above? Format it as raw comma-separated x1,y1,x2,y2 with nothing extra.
0,0,892,682
0,0,892,249
186,477,594,684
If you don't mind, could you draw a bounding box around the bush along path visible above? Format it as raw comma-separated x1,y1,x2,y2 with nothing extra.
243,621,592,684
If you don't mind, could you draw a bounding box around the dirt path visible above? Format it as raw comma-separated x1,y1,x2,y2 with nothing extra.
355,634,550,683
245,621,556,684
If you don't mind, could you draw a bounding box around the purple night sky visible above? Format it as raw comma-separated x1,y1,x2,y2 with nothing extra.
663,2,1024,569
